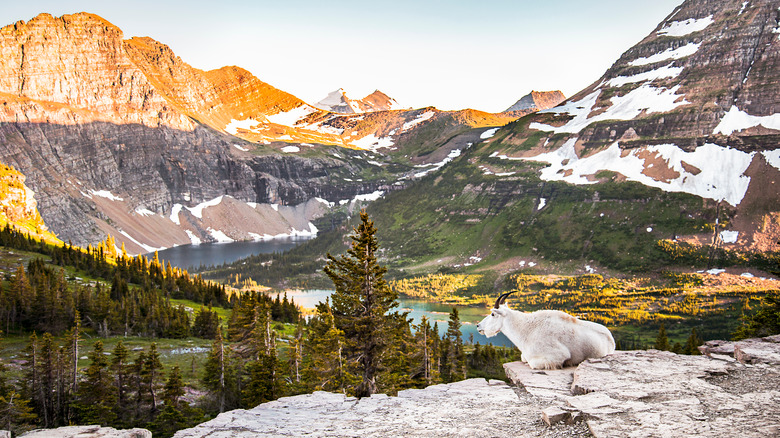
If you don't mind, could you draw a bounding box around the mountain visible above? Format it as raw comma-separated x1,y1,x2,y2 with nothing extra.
0,12,526,253
314,88,403,113
317,0,780,279
504,90,565,112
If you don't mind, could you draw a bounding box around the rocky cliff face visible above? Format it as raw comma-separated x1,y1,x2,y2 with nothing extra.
0,161,58,243
0,12,526,253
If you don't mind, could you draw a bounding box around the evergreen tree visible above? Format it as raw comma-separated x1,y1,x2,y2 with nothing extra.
412,316,438,385
202,330,238,412
73,340,116,425
445,308,466,382
163,366,185,408
733,293,780,340
324,210,400,397
303,301,355,393
654,323,670,351
142,343,163,413
0,332,36,435
110,341,130,420
683,328,703,355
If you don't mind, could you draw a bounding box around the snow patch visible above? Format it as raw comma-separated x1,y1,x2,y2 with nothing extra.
266,106,317,127
629,43,701,66
233,144,249,152
658,15,714,37
414,149,462,178
740,272,754,278
537,198,547,210
135,207,156,217
713,106,780,135
647,227,653,232
225,118,260,135
353,191,384,202
402,111,435,132
480,128,499,139
90,190,123,201
519,141,754,206
720,230,739,244
118,230,165,254
531,85,689,134
352,134,395,152
706,268,726,275
761,149,780,170
315,197,334,208
207,228,234,243
739,1,749,15
607,63,684,87
585,265,596,273
185,230,201,245
281,145,300,153
187,196,224,219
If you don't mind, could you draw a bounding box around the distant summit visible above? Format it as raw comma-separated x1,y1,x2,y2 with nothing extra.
314,88,404,114
504,90,565,112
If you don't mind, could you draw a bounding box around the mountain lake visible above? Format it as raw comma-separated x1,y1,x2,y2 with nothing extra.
151,238,512,347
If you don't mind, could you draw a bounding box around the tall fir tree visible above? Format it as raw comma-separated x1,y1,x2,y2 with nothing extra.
73,340,116,425
324,210,400,397
654,323,670,351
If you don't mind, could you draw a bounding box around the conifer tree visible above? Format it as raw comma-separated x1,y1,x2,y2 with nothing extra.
683,327,703,355
445,308,465,382
163,366,185,408
203,330,238,412
303,301,354,393
73,340,116,425
654,323,670,351
110,341,130,417
324,210,400,397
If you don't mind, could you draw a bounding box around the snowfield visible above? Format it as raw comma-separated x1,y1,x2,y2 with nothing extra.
657,15,714,37
629,42,701,66
225,118,260,135
531,85,688,134
607,63,683,87
352,134,395,151
266,105,317,127
518,141,755,206
713,106,780,135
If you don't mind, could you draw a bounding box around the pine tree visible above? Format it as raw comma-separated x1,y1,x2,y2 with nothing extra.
163,366,185,408
110,341,130,419
303,301,355,393
138,344,163,416
443,308,465,382
683,328,703,355
654,323,670,351
73,340,116,425
324,210,400,397
202,330,238,412
412,316,438,384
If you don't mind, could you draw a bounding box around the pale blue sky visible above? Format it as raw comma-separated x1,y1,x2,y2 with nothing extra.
2,1,683,112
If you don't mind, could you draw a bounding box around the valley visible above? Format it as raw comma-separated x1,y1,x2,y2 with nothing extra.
0,0,779,436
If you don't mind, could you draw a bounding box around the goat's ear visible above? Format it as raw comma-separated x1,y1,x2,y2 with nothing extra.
493,307,507,317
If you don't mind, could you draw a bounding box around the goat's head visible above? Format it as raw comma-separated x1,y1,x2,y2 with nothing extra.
476,291,514,337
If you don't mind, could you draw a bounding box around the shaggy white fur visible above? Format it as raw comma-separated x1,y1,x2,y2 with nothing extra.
477,306,615,369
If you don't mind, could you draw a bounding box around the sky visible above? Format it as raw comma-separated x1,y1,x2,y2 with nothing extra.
1,0,683,113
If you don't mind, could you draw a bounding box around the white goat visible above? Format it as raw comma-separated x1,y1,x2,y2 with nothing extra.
477,292,615,369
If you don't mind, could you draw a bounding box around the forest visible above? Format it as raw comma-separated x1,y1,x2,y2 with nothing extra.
0,223,518,436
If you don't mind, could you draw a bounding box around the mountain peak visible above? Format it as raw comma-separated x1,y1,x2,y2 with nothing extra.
504,90,565,112
314,88,403,113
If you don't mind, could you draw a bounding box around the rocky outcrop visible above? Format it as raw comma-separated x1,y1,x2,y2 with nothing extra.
0,161,58,243
173,336,779,437
506,335,780,437
173,378,589,438
504,90,565,112
20,425,150,438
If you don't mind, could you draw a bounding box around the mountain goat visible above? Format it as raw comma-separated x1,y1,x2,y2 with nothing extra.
477,292,615,369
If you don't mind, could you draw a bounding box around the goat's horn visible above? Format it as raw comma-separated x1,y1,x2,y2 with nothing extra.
493,291,515,309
